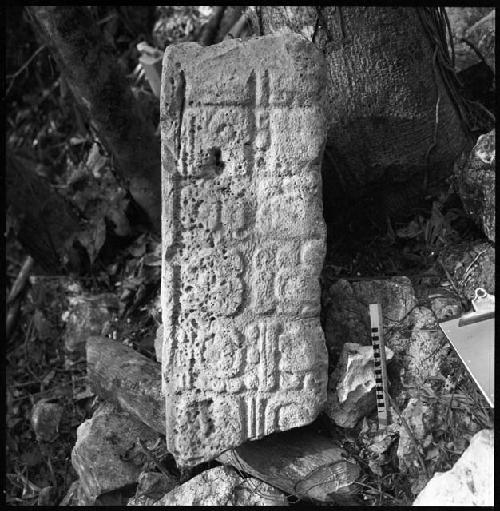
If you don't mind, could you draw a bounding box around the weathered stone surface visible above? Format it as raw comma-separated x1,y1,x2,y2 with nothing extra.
413,429,493,506
453,130,495,243
149,465,288,506
326,343,394,428
161,34,328,465
31,399,63,443
71,403,158,504
127,471,178,506
218,426,361,504
438,241,495,300
428,291,462,321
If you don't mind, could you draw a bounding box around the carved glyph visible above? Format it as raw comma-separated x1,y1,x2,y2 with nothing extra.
161,33,328,466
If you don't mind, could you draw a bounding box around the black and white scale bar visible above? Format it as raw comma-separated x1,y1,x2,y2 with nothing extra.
369,303,390,429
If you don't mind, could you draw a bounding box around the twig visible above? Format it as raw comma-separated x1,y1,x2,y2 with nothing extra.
7,257,35,340
7,256,34,305
6,45,47,97
354,481,405,505
460,248,488,287
423,46,441,191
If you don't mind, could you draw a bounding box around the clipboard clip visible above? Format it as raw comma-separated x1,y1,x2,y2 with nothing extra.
458,288,495,327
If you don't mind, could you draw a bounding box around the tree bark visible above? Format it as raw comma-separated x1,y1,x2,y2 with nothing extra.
27,6,162,233
259,7,474,213
86,335,165,435
6,148,83,274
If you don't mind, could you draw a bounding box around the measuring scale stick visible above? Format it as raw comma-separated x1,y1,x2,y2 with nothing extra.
369,303,390,429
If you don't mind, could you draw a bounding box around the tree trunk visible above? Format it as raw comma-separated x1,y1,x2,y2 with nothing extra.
6,148,83,274
27,6,162,233
258,7,474,216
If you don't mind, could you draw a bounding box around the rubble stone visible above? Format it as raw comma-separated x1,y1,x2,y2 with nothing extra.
326,343,394,428
71,403,158,504
413,429,493,506
149,465,288,506
161,33,328,465
127,471,178,506
445,7,494,72
453,130,495,243
465,10,495,73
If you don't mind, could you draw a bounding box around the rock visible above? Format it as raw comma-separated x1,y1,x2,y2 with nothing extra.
405,307,449,385
59,480,86,506
71,403,158,504
63,292,120,369
464,10,495,73
218,425,360,504
127,471,178,506
31,399,63,442
445,7,494,72
160,33,328,465
438,241,495,300
428,291,463,321
324,277,452,392
453,130,495,243
326,343,394,428
413,429,493,506
322,277,416,363
147,465,288,506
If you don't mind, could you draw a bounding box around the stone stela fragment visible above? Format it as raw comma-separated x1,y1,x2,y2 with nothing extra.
161,33,329,466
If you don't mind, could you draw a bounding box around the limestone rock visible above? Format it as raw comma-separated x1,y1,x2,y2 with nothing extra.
71,403,158,504
464,10,495,74
438,241,495,300
149,465,288,506
127,471,178,506
428,291,462,321
445,7,494,72
217,426,361,504
405,307,449,384
413,429,493,506
31,399,63,443
326,343,394,428
161,33,328,465
453,130,495,243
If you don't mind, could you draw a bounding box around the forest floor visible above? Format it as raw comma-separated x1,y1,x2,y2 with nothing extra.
5,6,494,506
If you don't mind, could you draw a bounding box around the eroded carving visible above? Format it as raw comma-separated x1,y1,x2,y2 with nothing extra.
161,34,328,466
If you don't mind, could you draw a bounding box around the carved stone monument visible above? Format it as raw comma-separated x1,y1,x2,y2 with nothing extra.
161,33,328,466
